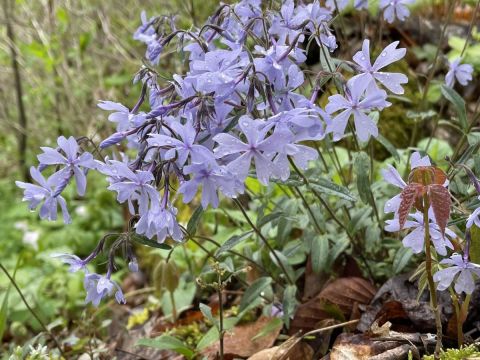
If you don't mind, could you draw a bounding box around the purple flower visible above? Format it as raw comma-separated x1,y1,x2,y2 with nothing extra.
84,272,126,307
16,167,71,224
213,116,280,185
326,77,390,142
98,101,146,132
128,259,139,272
326,0,350,12
269,0,305,45
147,121,213,166
445,58,474,88
382,151,432,214
351,39,408,94
253,44,306,89
354,0,369,10
466,196,480,229
37,136,96,196
296,1,332,35
99,161,159,215
51,253,86,272
133,11,164,64
379,0,414,23
135,203,183,242
179,161,238,208
385,211,455,256
187,48,249,97
433,253,480,294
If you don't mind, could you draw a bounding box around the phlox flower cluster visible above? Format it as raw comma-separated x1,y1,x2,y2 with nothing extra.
17,0,408,305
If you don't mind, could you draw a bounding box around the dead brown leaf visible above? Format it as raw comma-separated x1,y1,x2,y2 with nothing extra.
247,335,314,360
291,277,376,334
203,316,282,359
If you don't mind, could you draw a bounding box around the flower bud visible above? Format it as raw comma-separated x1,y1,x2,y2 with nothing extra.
100,132,126,149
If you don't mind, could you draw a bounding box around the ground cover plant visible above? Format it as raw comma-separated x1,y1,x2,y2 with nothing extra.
2,0,480,359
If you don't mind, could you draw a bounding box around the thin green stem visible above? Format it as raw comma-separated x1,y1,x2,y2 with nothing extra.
0,263,65,357
293,186,323,234
233,199,294,285
288,158,375,280
170,290,177,323
218,272,224,360
420,0,456,107
460,0,480,57
423,195,442,358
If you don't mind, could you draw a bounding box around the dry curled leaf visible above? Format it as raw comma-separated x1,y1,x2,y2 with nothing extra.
247,335,313,360
291,277,376,334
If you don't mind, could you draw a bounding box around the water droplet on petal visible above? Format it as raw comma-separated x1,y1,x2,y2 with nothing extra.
381,52,387,57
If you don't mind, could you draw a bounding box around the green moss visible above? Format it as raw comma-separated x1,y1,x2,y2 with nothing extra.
422,345,480,360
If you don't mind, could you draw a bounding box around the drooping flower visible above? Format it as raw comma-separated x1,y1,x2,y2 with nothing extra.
351,39,408,94
379,0,414,24
326,77,390,142
51,253,86,273
445,58,474,88
99,160,159,215
433,253,480,294
213,116,280,185
385,211,455,256
84,272,126,306
179,161,238,208
133,11,164,64
135,202,183,242
16,167,71,224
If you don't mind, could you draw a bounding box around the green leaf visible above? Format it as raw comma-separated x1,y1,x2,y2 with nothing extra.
130,233,172,250
239,277,272,312
199,303,217,328
0,285,10,341
376,135,400,162
251,317,283,341
393,247,414,274
187,206,204,236
216,231,253,255
354,152,371,204
137,335,194,359
196,326,220,350
309,178,356,202
257,211,284,228
311,235,329,274
282,285,298,328
273,175,355,202
441,85,467,130
470,225,480,265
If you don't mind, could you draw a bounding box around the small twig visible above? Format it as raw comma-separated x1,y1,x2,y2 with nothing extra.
302,319,359,338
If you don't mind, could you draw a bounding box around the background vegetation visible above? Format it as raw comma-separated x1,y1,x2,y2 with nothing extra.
1,0,479,359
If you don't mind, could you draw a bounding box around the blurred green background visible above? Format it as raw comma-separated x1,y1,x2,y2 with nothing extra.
0,0,219,353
